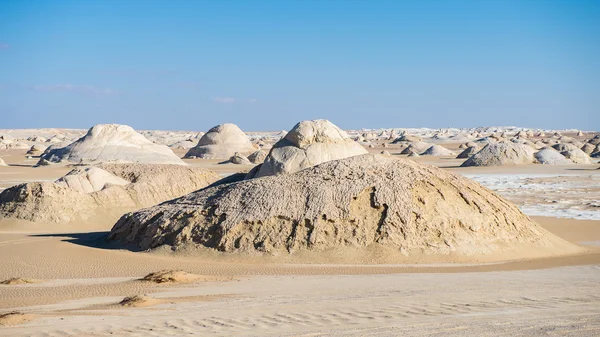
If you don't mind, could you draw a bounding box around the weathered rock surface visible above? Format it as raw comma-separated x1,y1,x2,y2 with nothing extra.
109,154,574,261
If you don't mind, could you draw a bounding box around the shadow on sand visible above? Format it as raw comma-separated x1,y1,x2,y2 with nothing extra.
30,231,143,252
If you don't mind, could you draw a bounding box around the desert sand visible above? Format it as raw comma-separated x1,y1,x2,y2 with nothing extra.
0,126,599,336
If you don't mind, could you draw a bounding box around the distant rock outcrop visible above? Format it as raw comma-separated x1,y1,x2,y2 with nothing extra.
40,124,184,165
461,142,535,167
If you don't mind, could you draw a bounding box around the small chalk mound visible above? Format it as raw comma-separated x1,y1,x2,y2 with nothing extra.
141,270,202,284
0,277,38,285
119,295,159,308
0,311,34,326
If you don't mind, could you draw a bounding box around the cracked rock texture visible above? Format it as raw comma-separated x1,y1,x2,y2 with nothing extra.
109,154,575,260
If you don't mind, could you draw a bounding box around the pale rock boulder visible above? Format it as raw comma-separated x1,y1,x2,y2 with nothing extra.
561,148,592,164
229,153,252,165
461,142,535,167
535,148,572,165
256,120,368,177
248,150,268,164
184,123,255,159
55,167,130,193
40,124,184,165
109,154,577,261
420,145,455,156
0,158,7,167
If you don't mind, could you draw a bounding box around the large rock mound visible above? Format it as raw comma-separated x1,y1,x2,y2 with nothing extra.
109,154,575,262
255,120,367,177
0,164,220,225
535,148,572,165
40,124,184,165
184,123,255,159
461,142,535,167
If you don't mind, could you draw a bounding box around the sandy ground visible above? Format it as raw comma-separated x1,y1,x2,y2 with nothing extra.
1,146,599,336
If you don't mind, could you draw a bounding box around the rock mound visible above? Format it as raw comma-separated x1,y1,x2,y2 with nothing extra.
247,150,268,164
535,148,572,165
456,146,479,159
561,148,592,164
109,154,575,262
420,145,455,156
228,153,252,165
0,312,34,326
185,124,255,159
0,158,6,167
141,270,202,283
54,167,130,193
40,124,184,165
0,277,39,285
255,120,367,177
0,164,220,225
119,295,159,307
461,142,535,167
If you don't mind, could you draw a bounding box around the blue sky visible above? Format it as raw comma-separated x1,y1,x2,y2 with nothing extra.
0,0,598,131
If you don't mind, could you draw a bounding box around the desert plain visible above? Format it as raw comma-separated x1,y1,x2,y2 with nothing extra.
0,122,599,336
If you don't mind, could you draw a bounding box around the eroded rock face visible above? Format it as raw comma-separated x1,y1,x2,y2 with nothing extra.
184,123,255,159
40,124,184,165
461,142,535,167
0,164,220,225
109,154,572,260
255,120,367,177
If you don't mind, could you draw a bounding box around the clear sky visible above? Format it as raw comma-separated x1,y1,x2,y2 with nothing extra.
0,0,598,131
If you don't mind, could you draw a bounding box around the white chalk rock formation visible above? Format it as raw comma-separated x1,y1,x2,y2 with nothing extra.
255,120,368,177
229,153,252,165
184,123,255,159
461,142,535,167
0,164,220,225
54,167,130,193
40,124,184,165
535,148,572,165
400,142,432,155
248,150,268,164
109,154,577,262
561,148,592,164
420,145,456,156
